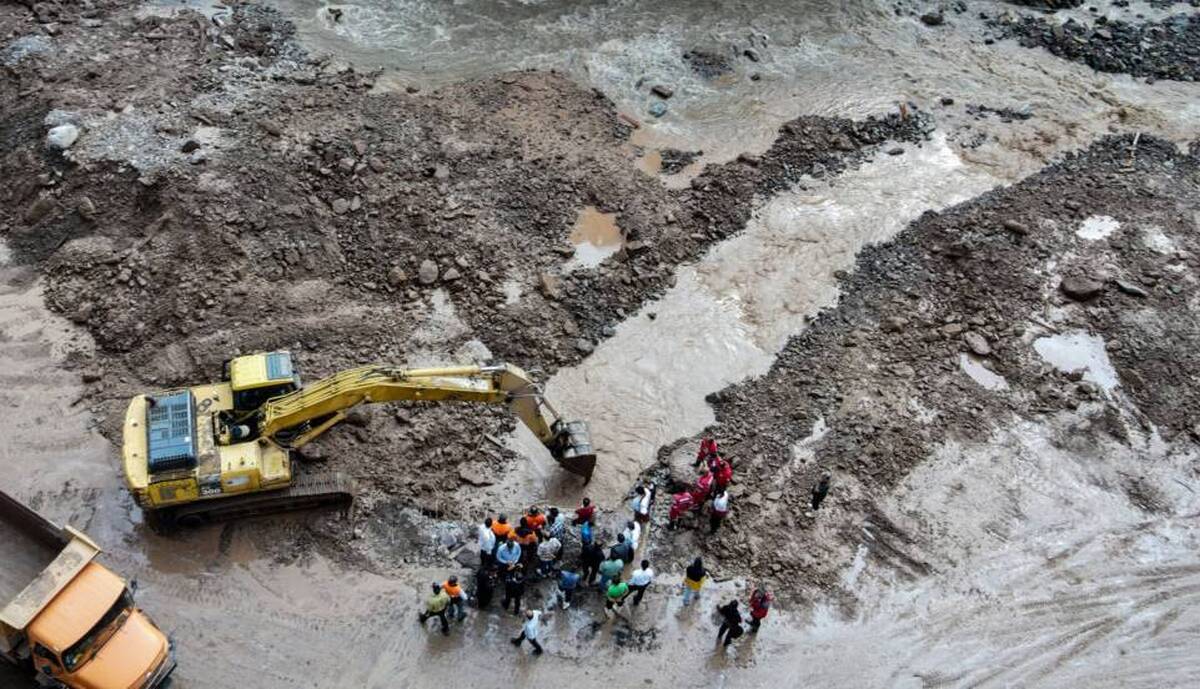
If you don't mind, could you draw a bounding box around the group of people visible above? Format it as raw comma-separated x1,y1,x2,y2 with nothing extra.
417,431,830,655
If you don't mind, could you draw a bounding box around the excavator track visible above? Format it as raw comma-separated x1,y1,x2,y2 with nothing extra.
151,472,354,531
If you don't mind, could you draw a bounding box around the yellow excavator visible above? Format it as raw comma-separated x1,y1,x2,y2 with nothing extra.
121,351,594,528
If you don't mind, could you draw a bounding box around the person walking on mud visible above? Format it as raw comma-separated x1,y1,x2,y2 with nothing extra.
553,568,581,610
809,472,832,515
629,559,654,607
475,565,498,610
443,575,468,622
417,582,451,636
682,558,707,606
511,609,544,655
598,552,624,589
748,586,773,633
604,575,630,619
503,565,527,615
610,533,634,565
716,599,744,647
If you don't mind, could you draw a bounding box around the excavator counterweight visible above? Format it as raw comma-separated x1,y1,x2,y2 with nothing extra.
122,352,595,527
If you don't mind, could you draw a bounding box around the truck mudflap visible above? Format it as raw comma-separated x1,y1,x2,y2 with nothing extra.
143,644,177,689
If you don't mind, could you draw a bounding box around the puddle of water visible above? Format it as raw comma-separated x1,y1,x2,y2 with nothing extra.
635,148,663,176
1033,331,1119,392
1077,214,1120,241
959,353,1009,391
566,206,623,270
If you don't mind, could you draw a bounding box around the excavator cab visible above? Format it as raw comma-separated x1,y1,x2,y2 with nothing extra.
226,352,302,412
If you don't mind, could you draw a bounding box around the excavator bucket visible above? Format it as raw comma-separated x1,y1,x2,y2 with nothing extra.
550,420,596,482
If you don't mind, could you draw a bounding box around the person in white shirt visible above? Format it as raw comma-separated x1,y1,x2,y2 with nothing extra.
510,609,544,655
628,559,654,606
622,520,641,551
479,517,497,567
630,482,655,524
710,490,730,535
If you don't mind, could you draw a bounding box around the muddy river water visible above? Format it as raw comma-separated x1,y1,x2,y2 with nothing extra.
7,0,1200,687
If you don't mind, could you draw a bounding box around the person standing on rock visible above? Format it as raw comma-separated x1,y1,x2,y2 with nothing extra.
695,432,720,470
581,539,604,585
443,575,468,622
748,586,773,633
496,534,522,570
716,599,744,647
604,575,630,618
713,456,733,493
573,497,596,525
709,489,730,535
418,582,451,636
503,564,527,615
598,552,625,589
682,558,707,606
622,520,641,551
547,506,567,542
478,517,497,568
810,472,832,514
511,609,544,655
628,559,654,607
630,483,655,525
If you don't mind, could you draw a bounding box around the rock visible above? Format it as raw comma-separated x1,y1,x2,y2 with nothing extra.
648,102,668,118
920,11,945,26
963,331,991,356
881,316,908,333
1113,279,1148,298
458,464,495,487
180,139,201,153
886,147,905,156
387,266,408,287
80,369,102,383
743,48,761,62
46,124,79,150
651,84,675,99
941,322,966,337
442,267,461,282
345,409,371,427
941,96,955,105
259,119,283,137
1002,219,1029,235
352,139,367,155
539,273,562,300
368,157,386,173
418,259,439,285
24,196,55,224
188,151,207,165
1060,276,1104,301
433,164,451,180
331,198,350,215
76,196,96,220
575,339,595,354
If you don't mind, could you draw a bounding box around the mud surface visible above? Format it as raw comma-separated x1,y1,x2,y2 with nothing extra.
2,0,1200,687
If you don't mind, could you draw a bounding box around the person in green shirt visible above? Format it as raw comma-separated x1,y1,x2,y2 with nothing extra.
604,576,630,618
417,582,451,635
598,555,624,589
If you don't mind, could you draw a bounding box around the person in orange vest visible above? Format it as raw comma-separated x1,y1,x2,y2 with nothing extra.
491,514,514,541
516,524,540,568
443,575,468,621
525,506,547,537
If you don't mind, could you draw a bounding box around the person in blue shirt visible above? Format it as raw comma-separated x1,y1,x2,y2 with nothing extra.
554,569,581,609
495,534,522,570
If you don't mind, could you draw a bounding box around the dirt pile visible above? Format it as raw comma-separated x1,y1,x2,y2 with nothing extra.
989,10,1200,82
648,134,1200,602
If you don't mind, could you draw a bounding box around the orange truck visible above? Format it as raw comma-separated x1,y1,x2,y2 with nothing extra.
0,490,174,689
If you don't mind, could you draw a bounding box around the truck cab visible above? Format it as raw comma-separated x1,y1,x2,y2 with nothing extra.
26,564,173,689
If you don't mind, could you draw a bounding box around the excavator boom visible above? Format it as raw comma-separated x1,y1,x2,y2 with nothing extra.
256,362,596,479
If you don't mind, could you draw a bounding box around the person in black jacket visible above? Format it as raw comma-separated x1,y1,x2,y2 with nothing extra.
609,533,634,564
581,541,604,585
503,565,526,615
716,600,744,647
474,565,498,609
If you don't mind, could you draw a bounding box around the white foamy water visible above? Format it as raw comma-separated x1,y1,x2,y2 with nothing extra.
1033,331,1120,392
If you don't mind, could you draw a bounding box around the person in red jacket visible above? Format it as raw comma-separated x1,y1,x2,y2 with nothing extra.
713,457,733,492
748,586,773,633
573,497,596,525
694,433,720,470
692,470,714,505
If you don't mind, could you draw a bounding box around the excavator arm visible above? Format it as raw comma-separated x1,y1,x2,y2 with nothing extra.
254,363,596,480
